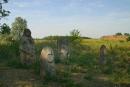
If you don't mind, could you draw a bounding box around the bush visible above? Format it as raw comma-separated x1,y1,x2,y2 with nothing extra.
106,48,130,85
127,36,130,41
0,39,20,67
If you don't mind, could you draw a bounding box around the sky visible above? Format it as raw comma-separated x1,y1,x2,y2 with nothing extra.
2,0,130,38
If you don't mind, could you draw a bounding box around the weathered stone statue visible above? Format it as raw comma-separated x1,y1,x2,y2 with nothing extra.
60,45,69,58
99,44,107,64
40,47,56,78
19,29,35,65
57,37,69,61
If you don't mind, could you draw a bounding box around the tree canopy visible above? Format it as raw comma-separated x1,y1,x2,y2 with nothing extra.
11,17,27,40
70,29,81,41
124,33,130,36
115,32,122,36
0,23,10,34
0,0,10,20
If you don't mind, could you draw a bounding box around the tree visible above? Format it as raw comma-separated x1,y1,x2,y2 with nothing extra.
127,36,130,41
0,0,10,20
115,32,122,36
124,33,130,36
0,23,10,34
70,29,81,42
69,29,82,53
11,17,27,40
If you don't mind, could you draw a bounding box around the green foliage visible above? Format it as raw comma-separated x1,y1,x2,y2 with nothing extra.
69,29,82,60
0,40,20,67
115,32,122,36
114,55,129,84
11,17,27,40
0,23,10,34
0,34,13,42
127,36,130,41
0,0,10,19
124,33,130,36
101,45,130,85
69,29,81,43
1,37,130,86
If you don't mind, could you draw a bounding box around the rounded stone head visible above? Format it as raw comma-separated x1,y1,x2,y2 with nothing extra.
100,44,107,56
23,29,31,37
41,47,54,63
100,44,106,50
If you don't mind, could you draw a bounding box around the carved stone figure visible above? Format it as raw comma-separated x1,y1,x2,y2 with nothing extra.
19,29,35,65
57,37,69,61
99,44,107,64
40,47,56,78
60,45,69,58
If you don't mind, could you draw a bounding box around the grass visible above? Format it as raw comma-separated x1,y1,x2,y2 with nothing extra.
0,38,130,87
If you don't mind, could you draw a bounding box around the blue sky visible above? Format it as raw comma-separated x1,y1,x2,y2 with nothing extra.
2,0,130,38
